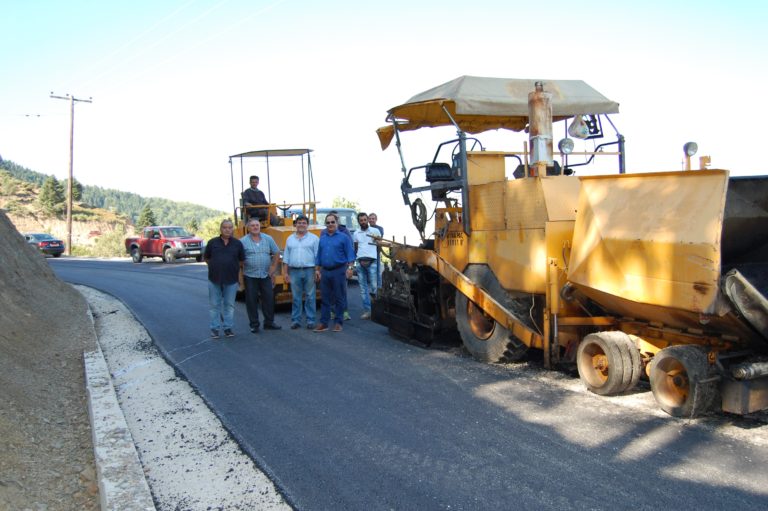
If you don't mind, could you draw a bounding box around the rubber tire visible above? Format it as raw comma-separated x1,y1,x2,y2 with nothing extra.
649,345,719,418
454,265,528,363
163,248,175,264
53,253,62,258
195,254,203,263
577,331,642,396
130,247,143,263
620,334,643,392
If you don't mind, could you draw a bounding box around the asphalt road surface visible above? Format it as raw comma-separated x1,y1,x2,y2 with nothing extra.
52,258,768,511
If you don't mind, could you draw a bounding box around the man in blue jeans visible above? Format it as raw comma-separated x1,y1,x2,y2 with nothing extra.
282,215,319,329
352,212,381,319
368,212,384,287
204,219,244,339
314,213,355,332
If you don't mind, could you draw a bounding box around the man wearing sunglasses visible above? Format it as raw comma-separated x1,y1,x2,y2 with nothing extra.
314,213,355,332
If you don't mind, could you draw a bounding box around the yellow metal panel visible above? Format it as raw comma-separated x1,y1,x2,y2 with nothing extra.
545,220,575,269
467,152,506,185
568,170,728,314
540,176,581,221
505,178,547,229
469,182,506,231
486,229,548,294
263,226,296,249
436,222,469,273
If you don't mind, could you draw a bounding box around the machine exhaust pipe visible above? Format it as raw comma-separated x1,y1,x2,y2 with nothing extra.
528,81,553,176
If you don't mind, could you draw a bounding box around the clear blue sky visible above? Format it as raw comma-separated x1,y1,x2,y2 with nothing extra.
1,0,766,238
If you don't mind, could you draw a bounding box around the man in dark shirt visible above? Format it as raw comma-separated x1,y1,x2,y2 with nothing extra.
242,175,268,221
314,213,355,332
204,219,245,339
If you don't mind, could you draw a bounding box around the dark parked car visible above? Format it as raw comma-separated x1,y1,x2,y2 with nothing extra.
23,233,65,257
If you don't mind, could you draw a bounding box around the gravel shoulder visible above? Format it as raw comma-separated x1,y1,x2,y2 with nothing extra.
80,285,289,510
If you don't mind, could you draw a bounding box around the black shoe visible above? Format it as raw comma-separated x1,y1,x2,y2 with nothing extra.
264,323,282,330
290,323,300,330
224,329,235,337
250,326,259,334
210,329,220,339
306,324,316,330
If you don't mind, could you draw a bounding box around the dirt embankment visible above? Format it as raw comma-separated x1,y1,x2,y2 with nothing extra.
0,209,99,510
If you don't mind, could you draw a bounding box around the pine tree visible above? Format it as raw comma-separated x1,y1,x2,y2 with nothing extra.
63,178,83,201
137,205,157,228
38,176,65,214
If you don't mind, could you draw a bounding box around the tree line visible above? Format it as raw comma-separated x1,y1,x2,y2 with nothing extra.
0,159,225,228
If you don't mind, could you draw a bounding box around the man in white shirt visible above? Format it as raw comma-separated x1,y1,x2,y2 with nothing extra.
282,215,320,329
352,212,382,320
367,212,384,287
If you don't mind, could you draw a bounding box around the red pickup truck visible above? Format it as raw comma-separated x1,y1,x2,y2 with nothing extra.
126,226,204,263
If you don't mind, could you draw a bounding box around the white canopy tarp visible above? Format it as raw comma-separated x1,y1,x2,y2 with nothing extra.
377,76,619,149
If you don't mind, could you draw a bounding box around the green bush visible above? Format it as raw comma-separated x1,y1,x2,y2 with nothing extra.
72,210,96,221
73,226,127,258
2,200,22,214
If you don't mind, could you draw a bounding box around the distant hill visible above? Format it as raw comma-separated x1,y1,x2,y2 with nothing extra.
0,168,132,251
0,159,224,226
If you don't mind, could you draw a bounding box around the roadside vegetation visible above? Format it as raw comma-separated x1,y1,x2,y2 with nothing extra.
0,159,226,256
1,159,223,227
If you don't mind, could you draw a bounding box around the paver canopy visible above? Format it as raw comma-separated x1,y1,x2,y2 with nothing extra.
376,76,619,150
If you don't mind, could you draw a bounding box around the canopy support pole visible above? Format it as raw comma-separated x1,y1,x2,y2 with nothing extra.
441,105,472,236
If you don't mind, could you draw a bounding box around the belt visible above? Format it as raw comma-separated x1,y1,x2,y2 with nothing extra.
288,266,315,270
321,263,345,271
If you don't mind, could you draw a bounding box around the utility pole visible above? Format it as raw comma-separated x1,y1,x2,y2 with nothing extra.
50,93,92,256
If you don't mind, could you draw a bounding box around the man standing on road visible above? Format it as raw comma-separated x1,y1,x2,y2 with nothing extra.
367,212,384,287
241,218,282,333
204,219,244,339
325,210,353,321
314,213,355,333
352,212,381,320
282,215,319,330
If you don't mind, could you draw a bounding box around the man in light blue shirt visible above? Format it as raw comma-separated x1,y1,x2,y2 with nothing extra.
282,215,319,329
241,218,281,333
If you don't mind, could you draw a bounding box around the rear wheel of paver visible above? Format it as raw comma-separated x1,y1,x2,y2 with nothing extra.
577,331,641,395
650,345,719,417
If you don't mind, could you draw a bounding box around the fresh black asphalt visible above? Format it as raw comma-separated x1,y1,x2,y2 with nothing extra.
52,258,768,511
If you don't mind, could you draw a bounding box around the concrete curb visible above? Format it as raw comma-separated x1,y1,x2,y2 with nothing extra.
84,310,156,511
